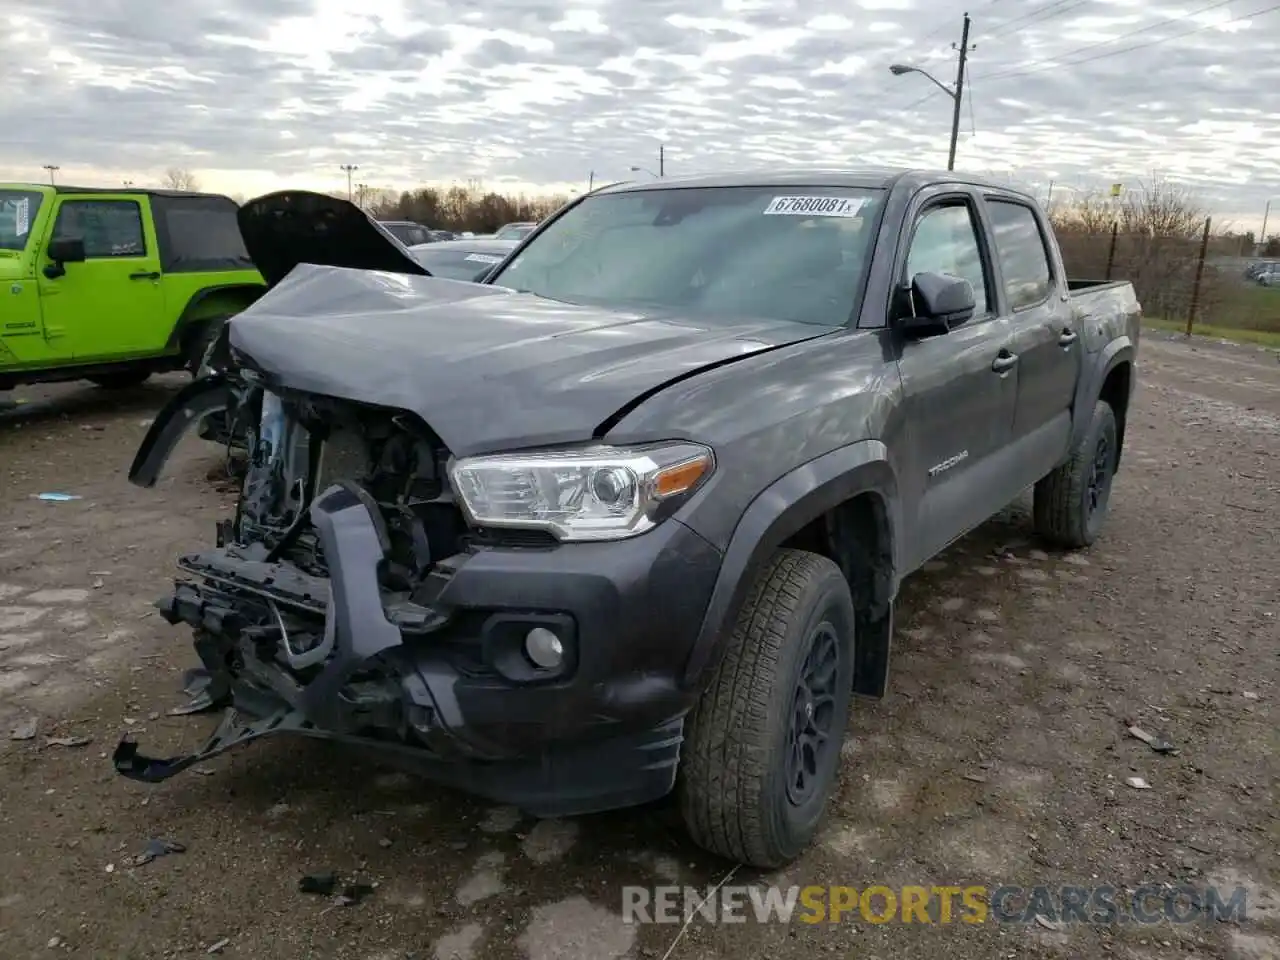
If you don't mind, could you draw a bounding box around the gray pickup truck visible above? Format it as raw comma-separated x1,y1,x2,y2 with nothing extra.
120,168,1140,868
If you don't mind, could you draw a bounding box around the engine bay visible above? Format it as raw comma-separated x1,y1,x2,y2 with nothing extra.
229,386,470,591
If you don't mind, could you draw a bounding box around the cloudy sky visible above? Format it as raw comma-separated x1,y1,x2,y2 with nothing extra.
2,0,1278,231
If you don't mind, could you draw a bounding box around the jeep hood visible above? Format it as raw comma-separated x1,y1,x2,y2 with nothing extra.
222,263,837,457
237,190,430,288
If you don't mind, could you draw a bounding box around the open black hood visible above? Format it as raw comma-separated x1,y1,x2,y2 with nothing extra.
237,190,430,288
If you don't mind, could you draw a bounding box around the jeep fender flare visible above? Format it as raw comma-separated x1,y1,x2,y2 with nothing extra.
682,439,901,690
1071,337,1134,454
166,284,267,354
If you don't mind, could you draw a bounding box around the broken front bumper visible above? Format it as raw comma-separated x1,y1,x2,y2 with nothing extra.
117,480,725,816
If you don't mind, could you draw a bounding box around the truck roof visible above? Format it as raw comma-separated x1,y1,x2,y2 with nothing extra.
594,167,1034,198
0,182,237,203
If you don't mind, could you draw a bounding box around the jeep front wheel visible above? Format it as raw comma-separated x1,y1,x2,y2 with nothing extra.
679,548,855,868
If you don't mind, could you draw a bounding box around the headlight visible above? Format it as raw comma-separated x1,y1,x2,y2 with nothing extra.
448,442,714,542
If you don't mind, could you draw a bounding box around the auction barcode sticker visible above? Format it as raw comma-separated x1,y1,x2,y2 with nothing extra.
763,196,865,217
464,253,503,264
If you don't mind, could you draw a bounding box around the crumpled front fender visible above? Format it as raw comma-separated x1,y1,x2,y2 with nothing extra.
130,374,237,488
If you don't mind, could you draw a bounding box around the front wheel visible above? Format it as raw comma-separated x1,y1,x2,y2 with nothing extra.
1033,399,1118,548
679,549,855,868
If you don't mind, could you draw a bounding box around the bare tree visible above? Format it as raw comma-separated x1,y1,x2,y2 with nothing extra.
1119,173,1205,239
162,168,200,191
1049,190,1117,236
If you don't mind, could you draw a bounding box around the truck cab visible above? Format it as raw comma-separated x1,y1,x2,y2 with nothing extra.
0,183,265,391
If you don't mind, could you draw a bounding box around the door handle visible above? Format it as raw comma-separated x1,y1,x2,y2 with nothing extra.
1058,329,1078,347
129,271,161,281
991,350,1018,373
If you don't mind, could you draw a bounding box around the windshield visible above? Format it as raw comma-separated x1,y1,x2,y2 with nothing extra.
411,246,510,281
495,223,534,240
489,186,884,326
0,190,44,253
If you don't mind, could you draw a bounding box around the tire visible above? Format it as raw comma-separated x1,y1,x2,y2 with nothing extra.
679,548,856,868
89,371,151,389
1033,399,1118,549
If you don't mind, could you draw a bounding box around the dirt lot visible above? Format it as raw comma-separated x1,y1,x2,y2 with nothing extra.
1,333,1277,960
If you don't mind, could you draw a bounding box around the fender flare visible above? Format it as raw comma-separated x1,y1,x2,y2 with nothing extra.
681,439,901,688
1071,338,1134,452
165,284,266,352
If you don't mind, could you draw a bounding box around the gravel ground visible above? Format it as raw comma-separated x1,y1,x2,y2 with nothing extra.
1,334,1277,960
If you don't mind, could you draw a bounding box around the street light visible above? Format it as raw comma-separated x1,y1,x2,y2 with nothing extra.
889,12,971,171
339,163,359,201
629,165,657,178
43,164,60,185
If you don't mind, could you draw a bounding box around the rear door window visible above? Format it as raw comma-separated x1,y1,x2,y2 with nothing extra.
986,200,1053,310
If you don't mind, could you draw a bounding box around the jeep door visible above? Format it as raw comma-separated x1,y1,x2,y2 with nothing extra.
36,195,167,361
892,189,1019,568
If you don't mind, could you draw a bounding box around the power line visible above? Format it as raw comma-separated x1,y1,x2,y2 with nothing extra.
978,0,1276,82
980,0,1091,40
978,0,1236,79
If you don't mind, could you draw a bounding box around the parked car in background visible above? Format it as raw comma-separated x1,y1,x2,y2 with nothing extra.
1254,262,1280,286
407,238,518,281
493,221,537,241
0,182,264,391
426,229,458,242
124,167,1141,869
377,220,434,246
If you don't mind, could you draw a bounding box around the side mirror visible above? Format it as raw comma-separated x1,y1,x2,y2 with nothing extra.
48,236,87,264
900,272,976,337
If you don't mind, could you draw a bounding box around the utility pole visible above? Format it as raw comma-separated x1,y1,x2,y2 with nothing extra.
339,164,358,201
888,11,972,172
43,164,60,185
588,171,595,191
659,144,665,177
948,13,972,173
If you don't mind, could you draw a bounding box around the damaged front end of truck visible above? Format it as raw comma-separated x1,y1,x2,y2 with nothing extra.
115,293,740,815
119,370,503,781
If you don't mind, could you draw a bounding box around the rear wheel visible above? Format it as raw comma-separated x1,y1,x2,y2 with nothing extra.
1033,399,1118,548
679,549,855,868
89,371,151,390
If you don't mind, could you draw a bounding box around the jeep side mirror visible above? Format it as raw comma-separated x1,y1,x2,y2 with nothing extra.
48,236,87,264
900,271,975,337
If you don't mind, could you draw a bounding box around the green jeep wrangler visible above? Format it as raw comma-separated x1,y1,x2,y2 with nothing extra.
0,183,265,391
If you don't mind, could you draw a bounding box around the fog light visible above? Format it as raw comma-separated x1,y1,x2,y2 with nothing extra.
524,627,564,669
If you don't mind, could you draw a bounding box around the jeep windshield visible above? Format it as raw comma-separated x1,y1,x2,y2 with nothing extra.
0,190,44,253
488,185,884,327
